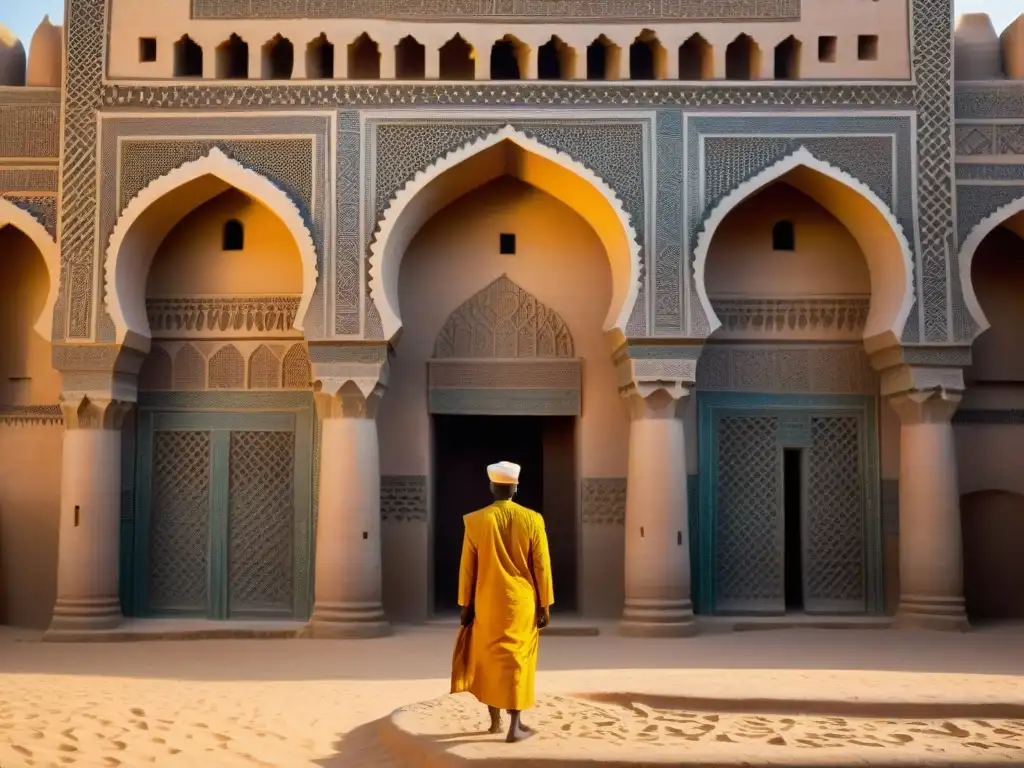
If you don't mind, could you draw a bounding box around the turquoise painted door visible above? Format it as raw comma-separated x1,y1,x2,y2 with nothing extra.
133,410,313,620
698,393,882,616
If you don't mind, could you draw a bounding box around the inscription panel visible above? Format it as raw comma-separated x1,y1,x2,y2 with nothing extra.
191,0,800,20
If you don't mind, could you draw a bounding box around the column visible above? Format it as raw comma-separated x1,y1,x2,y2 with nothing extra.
620,383,696,637
306,379,391,638
888,389,970,631
46,396,130,635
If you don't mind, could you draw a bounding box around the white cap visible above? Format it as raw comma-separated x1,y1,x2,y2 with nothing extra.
487,461,521,485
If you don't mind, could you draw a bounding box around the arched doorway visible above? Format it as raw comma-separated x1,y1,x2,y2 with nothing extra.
691,148,913,617
104,150,318,622
371,129,641,620
956,202,1024,622
0,201,62,629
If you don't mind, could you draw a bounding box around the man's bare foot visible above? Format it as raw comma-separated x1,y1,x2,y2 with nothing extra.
487,706,503,734
505,711,535,743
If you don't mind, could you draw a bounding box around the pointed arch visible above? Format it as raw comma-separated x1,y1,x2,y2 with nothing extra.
958,195,1024,337
104,147,318,347
693,146,914,348
368,124,642,342
0,197,60,341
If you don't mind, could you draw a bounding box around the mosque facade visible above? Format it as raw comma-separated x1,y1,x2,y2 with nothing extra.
0,1,1022,638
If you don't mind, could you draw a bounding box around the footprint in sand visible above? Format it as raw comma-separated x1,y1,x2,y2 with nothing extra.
130,708,146,717
57,743,78,752
11,745,32,757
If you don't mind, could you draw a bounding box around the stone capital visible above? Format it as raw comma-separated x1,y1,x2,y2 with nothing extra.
314,378,387,420
612,340,700,419
888,388,962,425
869,346,968,400
59,394,132,431
52,343,146,404
310,342,391,419
620,381,690,420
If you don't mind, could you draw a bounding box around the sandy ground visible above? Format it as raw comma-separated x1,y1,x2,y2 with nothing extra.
0,622,1022,767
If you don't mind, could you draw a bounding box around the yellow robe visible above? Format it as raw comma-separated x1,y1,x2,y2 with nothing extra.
450,500,554,711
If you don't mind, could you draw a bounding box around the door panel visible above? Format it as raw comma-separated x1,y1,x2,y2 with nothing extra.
804,415,867,613
147,430,212,615
714,415,785,614
227,430,296,617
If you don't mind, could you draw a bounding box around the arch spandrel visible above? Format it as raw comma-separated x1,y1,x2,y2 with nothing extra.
104,147,320,349
958,195,1024,340
692,146,915,350
434,275,575,359
0,197,61,342
368,124,641,344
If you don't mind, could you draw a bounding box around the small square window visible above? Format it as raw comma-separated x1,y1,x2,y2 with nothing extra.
139,37,158,63
857,35,878,62
499,233,516,255
772,221,796,251
818,36,837,63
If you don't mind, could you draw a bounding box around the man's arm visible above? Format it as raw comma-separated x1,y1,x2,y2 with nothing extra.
531,516,555,610
457,525,478,610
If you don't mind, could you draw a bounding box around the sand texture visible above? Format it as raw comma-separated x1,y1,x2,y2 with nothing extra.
0,623,1022,766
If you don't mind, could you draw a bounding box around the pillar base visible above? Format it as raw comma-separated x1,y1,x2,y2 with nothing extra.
304,601,392,639
45,596,123,635
620,599,698,638
894,596,971,632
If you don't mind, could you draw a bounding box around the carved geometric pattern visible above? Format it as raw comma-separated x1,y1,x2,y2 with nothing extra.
715,416,783,611
173,344,206,390
655,110,683,333
148,430,211,612
581,478,626,525
434,275,574,358
0,105,60,159
249,345,282,389
60,0,106,339
191,0,800,20
429,360,580,389
336,110,361,336
282,343,312,389
805,416,866,610
381,475,428,523
138,346,173,391
955,125,995,156
227,430,295,614
997,125,1024,155
710,298,869,339
912,0,955,341
696,345,878,395
146,297,302,338
208,345,245,389
0,167,58,193
956,185,1024,248
956,84,1024,120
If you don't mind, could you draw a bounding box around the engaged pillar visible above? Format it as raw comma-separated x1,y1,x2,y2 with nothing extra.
47,396,130,635
620,381,696,637
889,387,970,631
307,377,391,639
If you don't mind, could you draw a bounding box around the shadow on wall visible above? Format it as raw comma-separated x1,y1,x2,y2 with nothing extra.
962,490,1024,622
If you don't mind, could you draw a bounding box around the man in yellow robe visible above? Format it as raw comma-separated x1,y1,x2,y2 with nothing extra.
451,461,554,743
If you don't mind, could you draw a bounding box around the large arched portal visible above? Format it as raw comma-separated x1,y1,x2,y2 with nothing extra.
691,149,911,617
104,150,318,623
955,204,1024,622
375,132,638,621
368,126,642,343
0,201,63,630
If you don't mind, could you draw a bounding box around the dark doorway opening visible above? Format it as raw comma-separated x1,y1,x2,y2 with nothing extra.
783,448,804,611
432,414,577,616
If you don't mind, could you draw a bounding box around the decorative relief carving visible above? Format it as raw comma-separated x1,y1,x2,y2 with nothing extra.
696,344,878,395
0,105,59,159
208,345,245,389
336,111,361,336
282,343,312,389
139,341,313,392
655,110,683,334
146,297,302,339
955,184,1024,248
581,478,626,525
709,298,869,340
3,195,58,238
955,123,1024,156
429,389,580,416
434,275,575,359
0,405,63,426
381,475,427,523
912,0,956,342
429,360,581,390
0,167,58,193
955,83,1024,121
191,0,800,20
102,84,917,112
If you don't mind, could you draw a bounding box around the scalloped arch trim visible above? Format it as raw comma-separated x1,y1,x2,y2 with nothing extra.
692,146,916,343
104,147,319,344
958,194,1024,338
368,124,643,341
0,197,61,341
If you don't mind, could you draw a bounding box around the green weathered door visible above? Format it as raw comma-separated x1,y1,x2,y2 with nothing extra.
133,410,313,620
